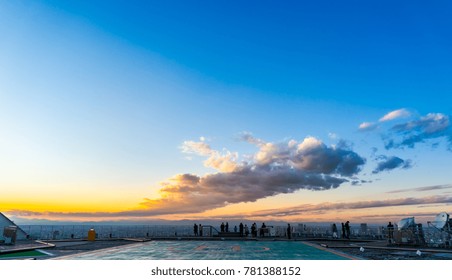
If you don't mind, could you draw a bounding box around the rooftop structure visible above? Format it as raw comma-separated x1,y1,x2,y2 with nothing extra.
0,212,28,242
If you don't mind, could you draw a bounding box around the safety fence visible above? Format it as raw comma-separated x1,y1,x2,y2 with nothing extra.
18,223,450,247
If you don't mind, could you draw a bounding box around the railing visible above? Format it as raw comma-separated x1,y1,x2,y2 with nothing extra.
20,225,194,240
17,224,451,247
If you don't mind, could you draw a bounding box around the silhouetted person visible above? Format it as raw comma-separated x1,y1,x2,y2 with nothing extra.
220,222,225,232
260,223,266,237
287,224,292,239
234,225,237,232
332,223,338,239
239,223,244,237
199,224,203,236
387,222,394,243
345,221,350,239
194,223,198,236
341,223,346,238
225,222,229,232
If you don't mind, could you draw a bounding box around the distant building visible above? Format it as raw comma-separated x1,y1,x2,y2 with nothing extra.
0,212,28,242
297,224,305,233
360,223,368,236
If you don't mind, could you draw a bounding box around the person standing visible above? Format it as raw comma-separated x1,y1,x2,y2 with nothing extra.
387,222,394,243
332,223,338,239
225,222,229,233
287,223,292,239
239,223,244,237
193,223,198,236
220,222,225,233
199,224,203,237
341,223,346,238
260,223,266,237
345,221,351,239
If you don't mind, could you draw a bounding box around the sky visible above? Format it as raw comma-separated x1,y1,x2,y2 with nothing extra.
1,0,452,225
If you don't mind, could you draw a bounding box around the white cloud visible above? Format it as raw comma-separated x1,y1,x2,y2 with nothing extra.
181,141,239,172
358,108,411,131
358,122,378,131
181,141,212,156
379,108,411,122
242,134,366,176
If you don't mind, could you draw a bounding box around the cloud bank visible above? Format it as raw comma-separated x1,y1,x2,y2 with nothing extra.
139,134,365,215
9,194,451,220
227,195,452,218
385,113,452,149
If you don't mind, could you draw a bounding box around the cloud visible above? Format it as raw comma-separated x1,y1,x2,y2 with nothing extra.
139,167,349,215
351,180,372,186
181,141,212,156
372,155,412,174
385,113,452,149
145,134,366,215
379,108,411,122
239,132,266,146
358,122,378,131
359,110,451,150
386,184,452,194
393,113,449,134
235,195,452,218
181,140,238,172
358,108,411,131
77,134,368,217
388,113,451,147
8,195,452,220
241,133,366,177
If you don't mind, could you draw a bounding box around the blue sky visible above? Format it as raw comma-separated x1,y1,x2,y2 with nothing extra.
34,0,452,108
1,1,451,223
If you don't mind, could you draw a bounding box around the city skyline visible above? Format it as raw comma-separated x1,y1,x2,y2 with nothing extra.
1,1,451,224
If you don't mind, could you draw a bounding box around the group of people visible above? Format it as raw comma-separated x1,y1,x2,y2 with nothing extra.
193,222,294,239
238,222,252,237
193,223,203,237
220,222,229,233
341,221,351,239
331,221,396,241
330,221,351,239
